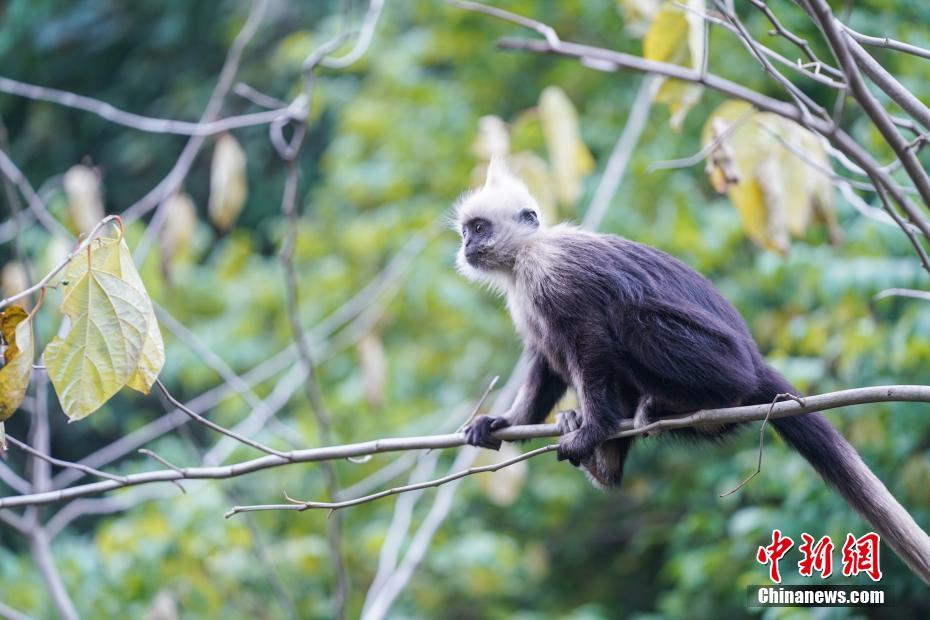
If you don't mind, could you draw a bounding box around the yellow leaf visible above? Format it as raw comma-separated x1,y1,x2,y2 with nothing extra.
44,252,149,420
1,262,30,308
160,192,197,265
63,165,105,235
643,1,705,129
0,305,34,420
701,101,836,253
654,79,703,132
64,236,165,395
208,133,248,232
538,86,594,208
357,331,386,409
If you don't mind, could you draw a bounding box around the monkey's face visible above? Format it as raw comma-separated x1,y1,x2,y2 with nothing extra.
454,158,543,283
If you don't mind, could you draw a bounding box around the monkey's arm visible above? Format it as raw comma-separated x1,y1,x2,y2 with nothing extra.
465,348,567,450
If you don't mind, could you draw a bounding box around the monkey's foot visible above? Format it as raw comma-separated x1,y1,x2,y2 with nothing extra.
464,415,510,450
632,396,663,437
556,409,582,434
556,422,599,467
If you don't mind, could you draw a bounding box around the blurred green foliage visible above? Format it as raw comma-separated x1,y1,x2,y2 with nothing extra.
1,0,930,618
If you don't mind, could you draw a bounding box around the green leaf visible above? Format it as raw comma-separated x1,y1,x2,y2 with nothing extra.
44,251,149,420
0,305,34,421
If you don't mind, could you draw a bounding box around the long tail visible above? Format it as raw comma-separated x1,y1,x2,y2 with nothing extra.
759,368,930,585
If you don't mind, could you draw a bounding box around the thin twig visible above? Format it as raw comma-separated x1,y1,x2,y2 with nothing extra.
454,375,500,433
719,393,804,497
4,435,129,484
154,380,291,459
0,76,293,136
841,23,930,61
227,444,557,516
874,288,930,302
0,214,120,310
446,0,560,47
138,449,188,494
322,0,386,69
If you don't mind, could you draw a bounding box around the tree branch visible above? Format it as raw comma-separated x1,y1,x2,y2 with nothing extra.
1,386,928,510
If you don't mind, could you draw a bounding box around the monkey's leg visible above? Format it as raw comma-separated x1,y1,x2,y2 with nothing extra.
557,410,633,488
465,349,567,450
557,371,634,466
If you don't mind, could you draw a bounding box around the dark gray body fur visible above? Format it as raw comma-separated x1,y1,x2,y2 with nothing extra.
463,225,930,584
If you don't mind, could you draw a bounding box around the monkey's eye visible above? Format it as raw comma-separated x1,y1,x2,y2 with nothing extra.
474,222,484,234
518,209,538,226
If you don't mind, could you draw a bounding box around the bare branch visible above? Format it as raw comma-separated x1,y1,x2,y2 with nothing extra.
322,0,386,69
844,32,930,131
0,508,31,534
0,462,31,495
29,528,78,620
2,385,930,509
154,380,290,460
277,124,349,620
0,146,71,240
0,76,294,136
874,288,930,302
841,23,930,61
4,435,129,485
0,600,33,620
804,0,930,211
446,0,560,47
226,444,556,516
748,0,824,67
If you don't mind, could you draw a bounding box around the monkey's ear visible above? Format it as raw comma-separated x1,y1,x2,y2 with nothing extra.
484,156,511,187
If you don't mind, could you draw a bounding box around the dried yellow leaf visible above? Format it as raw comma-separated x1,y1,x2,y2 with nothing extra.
643,1,705,130
701,100,836,253
0,305,34,420
63,165,105,235
208,133,248,232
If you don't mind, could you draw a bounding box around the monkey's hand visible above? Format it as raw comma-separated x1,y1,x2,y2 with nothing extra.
464,415,511,450
555,410,598,467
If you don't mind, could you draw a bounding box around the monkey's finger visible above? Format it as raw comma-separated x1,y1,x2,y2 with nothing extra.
488,417,511,431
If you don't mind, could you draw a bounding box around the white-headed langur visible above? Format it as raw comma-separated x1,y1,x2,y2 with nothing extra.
455,157,930,584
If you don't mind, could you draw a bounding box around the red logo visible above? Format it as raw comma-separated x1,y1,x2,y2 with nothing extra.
798,533,834,578
757,530,881,582
756,529,794,584
841,532,883,582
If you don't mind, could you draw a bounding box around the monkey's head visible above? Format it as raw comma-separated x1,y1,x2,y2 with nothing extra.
454,157,545,284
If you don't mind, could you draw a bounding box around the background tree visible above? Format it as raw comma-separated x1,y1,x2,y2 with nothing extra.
1,0,930,618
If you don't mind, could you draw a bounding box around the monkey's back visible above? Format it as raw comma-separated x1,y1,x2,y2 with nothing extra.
513,227,764,409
